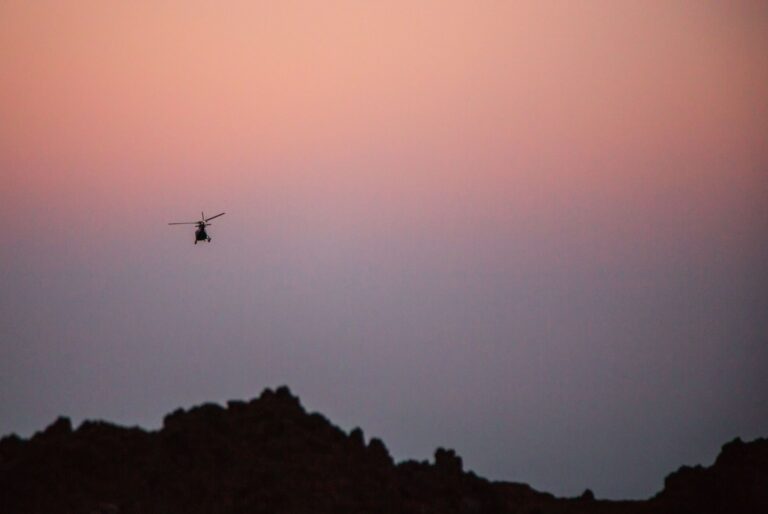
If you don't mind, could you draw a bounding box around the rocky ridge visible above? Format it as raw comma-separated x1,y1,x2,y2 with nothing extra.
1,386,766,514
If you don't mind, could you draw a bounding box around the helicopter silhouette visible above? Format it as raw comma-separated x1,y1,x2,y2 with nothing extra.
168,211,225,244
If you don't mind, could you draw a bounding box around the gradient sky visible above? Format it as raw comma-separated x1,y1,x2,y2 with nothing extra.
1,0,767,500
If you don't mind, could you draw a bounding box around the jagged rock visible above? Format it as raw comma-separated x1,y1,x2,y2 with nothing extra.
367,437,393,465
435,447,463,475
0,389,765,514
655,437,768,514
36,416,72,439
349,427,365,447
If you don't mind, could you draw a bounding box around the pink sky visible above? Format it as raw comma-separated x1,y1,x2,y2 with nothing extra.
3,1,766,207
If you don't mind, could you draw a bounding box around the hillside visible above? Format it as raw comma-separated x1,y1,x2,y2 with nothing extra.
1,386,765,514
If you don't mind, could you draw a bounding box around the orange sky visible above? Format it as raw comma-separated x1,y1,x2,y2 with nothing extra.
2,1,766,202
2,1,766,277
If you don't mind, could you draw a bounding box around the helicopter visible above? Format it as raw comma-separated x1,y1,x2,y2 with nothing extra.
168,211,225,244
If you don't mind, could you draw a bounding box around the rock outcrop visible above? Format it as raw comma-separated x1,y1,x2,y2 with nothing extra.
1,386,765,514
653,436,768,514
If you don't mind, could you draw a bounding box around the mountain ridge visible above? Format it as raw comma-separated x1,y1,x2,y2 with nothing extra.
1,386,766,514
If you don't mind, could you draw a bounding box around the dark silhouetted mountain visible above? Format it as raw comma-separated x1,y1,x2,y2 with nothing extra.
1,386,765,514
653,436,768,514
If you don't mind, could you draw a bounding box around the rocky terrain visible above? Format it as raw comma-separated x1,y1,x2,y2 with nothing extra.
1,386,765,514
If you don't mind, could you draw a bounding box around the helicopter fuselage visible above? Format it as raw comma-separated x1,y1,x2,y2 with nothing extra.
195,225,210,243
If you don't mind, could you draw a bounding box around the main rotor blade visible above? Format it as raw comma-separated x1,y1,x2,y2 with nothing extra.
168,222,200,225
205,212,225,222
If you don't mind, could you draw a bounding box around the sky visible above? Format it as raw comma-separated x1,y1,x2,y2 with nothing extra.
1,0,767,500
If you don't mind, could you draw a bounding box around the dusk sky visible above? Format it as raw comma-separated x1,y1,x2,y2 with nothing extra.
1,0,767,499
